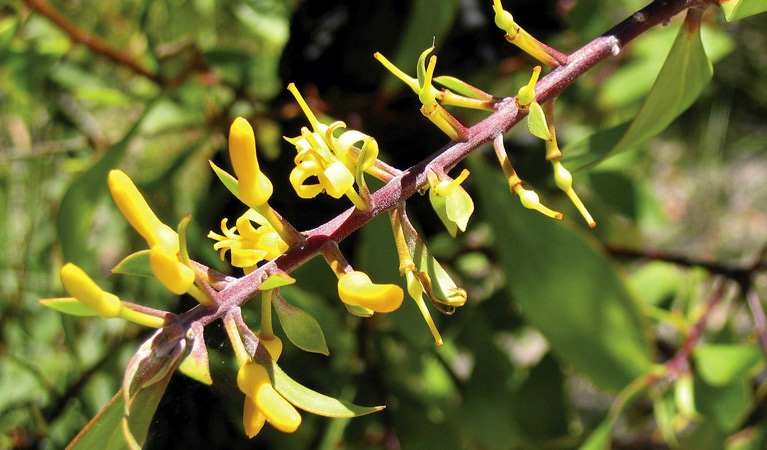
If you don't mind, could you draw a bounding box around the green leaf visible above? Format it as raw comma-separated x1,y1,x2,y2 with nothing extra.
272,291,329,355
693,344,764,386
38,298,98,316
720,0,767,21
694,374,752,431
562,10,712,171
66,378,171,450
472,159,653,391
261,273,296,290
209,160,239,198
577,418,614,450
111,250,153,278
269,363,384,418
527,102,551,141
178,324,213,385
57,106,154,267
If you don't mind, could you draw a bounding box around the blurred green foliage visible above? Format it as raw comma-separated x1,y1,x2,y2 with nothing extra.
1,0,766,449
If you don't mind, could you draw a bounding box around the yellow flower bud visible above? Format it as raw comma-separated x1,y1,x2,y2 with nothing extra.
237,363,301,433
517,65,541,108
337,271,404,313
229,117,273,208
149,245,195,295
60,263,122,318
108,169,178,251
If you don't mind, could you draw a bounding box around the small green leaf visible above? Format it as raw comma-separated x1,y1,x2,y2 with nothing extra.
344,303,375,317
272,291,329,355
429,191,458,237
693,344,764,386
38,297,98,316
269,363,384,418
66,378,171,449
209,160,239,198
527,102,552,141
112,250,152,278
434,75,493,100
445,186,474,233
261,273,296,290
178,324,213,385
562,9,712,171
720,0,767,21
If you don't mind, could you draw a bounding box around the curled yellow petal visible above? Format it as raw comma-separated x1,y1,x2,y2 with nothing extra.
149,245,195,295
338,271,404,313
229,117,273,208
243,397,266,438
237,363,301,433
60,263,122,318
108,169,178,250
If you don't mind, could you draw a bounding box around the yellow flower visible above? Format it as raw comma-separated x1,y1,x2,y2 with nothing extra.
108,169,178,251
237,363,301,437
55,263,167,328
60,263,122,319
208,209,289,272
285,83,375,210
149,245,196,295
337,271,404,313
229,117,274,208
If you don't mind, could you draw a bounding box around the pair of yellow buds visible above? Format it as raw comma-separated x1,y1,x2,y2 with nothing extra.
235,336,301,438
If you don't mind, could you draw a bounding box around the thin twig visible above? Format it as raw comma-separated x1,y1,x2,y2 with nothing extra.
23,0,159,83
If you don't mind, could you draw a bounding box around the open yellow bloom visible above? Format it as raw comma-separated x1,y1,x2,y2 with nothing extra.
229,117,273,208
208,208,288,272
285,83,376,210
108,169,178,251
237,363,301,437
337,271,404,313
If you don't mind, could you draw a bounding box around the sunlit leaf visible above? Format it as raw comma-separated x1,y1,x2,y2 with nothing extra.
66,378,171,450
112,250,152,278
272,291,329,355
209,160,239,198
261,273,296,290
472,159,653,391
38,297,98,316
562,10,712,170
269,363,384,418
720,0,767,21
693,344,764,386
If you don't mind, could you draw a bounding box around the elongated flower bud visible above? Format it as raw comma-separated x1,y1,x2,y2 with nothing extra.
338,271,404,313
229,117,273,208
60,263,122,318
108,169,178,251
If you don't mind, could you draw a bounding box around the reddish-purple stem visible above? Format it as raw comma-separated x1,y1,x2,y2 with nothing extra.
178,0,712,328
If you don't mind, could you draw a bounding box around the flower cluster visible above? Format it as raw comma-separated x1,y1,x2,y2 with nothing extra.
40,1,601,444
